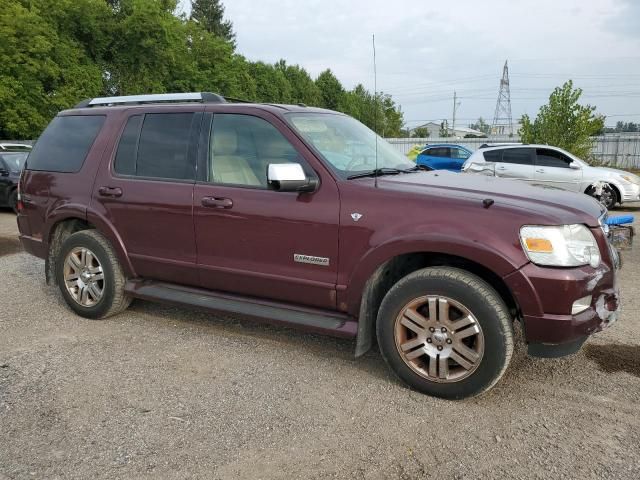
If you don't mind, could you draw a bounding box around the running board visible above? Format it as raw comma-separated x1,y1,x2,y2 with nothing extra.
124,280,358,338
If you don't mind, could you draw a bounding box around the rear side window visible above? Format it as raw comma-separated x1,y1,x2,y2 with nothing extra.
483,150,502,162
26,115,105,172
114,113,195,180
501,148,533,165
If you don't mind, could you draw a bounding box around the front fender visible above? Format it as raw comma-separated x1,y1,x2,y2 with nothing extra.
343,233,527,316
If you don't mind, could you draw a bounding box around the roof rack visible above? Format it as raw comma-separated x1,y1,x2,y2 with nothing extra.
74,92,226,108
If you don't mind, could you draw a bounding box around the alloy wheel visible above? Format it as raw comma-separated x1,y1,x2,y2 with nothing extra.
63,247,105,307
394,295,485,383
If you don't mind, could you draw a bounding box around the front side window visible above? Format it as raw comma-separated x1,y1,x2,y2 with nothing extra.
501,148,533,165
536,148,572,168
114,113,195,180
286,113,414,178
209,114,303,188
27,115,105,172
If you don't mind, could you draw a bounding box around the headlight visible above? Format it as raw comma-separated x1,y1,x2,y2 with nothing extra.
621,175,640,186
520,224,601,268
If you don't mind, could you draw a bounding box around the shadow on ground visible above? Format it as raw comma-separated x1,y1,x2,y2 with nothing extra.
584,343,640,377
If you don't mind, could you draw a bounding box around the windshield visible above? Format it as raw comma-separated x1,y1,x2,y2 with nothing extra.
0,152,28,173
286,113,414,178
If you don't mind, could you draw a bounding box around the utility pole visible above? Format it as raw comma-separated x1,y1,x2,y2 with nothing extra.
491,60,513,136
452,90,461,135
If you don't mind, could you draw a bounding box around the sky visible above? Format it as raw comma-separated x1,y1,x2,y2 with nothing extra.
180,0,640,129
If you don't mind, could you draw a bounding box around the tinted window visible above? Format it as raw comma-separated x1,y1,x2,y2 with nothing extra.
114,115,142,176
136,113,195,180
26,115,104,172
536,148,572,168
501,148,533,165
209,114,302,188
483,150,502,162
452,147,470,160
427,147,451,158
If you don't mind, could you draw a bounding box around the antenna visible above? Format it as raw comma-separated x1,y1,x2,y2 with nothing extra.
373,34,379,188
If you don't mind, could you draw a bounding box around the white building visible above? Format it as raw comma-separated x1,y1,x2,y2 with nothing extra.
409,122,486,139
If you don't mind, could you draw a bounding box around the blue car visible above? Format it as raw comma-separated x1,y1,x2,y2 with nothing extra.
416,144,472,172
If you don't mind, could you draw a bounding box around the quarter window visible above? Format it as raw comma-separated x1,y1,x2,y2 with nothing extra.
209,114,302,188
114,113,196,180
483,150,502,162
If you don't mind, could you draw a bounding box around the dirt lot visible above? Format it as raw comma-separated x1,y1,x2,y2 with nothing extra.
1,209,639,480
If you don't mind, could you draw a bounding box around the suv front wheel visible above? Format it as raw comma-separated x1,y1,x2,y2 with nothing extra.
376,267,513,399
55,230,131,319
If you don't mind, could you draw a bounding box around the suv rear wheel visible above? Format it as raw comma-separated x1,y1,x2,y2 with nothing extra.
55,230,131,319
376,267,513,399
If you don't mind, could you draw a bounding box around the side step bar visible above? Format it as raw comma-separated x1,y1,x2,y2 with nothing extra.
124,280,358,338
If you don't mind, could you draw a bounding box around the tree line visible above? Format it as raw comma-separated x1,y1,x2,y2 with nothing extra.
0,0,404,139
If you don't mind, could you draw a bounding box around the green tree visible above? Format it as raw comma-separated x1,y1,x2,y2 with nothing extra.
439,120,450,137
315,69,344,111
520,80,605,160
0,0,109,138
411,126,430,138
190,0,234,43
469,117,490,135
275,60,321,106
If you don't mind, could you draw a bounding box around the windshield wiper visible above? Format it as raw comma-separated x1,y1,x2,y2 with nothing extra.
406,164,432,172
347,167,417,180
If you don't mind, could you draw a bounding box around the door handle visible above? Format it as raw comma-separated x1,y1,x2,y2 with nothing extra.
496,166,506,170
98,186,123,198
536,169,545,174
201,196,233,209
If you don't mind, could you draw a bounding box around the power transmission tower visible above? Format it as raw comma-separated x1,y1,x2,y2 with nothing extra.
491,60,513,136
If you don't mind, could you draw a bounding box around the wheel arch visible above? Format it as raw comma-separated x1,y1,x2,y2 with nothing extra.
45,209,135,284
354,250,522,357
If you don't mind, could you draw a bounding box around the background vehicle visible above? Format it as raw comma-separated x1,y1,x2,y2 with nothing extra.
415,144,472,171
17,92,621,400
0,145,31,212
0,143,32,152
462,144,640,209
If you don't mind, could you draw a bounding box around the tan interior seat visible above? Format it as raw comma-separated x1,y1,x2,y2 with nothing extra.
211,129,261,186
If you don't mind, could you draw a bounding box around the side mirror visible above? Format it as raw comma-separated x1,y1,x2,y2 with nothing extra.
569,162,581,170
267,163,318,192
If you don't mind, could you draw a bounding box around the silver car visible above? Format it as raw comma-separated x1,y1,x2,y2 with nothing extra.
461,144,640,209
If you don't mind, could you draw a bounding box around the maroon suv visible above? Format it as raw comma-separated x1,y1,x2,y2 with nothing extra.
17,92,621,399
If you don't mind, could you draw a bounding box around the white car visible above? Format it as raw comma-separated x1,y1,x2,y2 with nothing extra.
461,144,640,209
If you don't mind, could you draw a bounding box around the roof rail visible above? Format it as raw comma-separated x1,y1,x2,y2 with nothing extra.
74,92,226,108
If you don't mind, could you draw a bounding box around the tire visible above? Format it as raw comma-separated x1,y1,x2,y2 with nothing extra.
376,267,513,400
8,189,17,214
586,183,617,210
55,230,131,319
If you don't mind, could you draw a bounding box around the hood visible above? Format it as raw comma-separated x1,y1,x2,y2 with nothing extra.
593,166,634,178
376,171,605,227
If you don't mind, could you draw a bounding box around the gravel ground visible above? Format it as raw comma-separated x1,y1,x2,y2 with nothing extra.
0,208,639,479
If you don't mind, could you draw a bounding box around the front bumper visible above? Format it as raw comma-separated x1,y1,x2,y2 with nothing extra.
504,257,619,355
620,182,640,203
